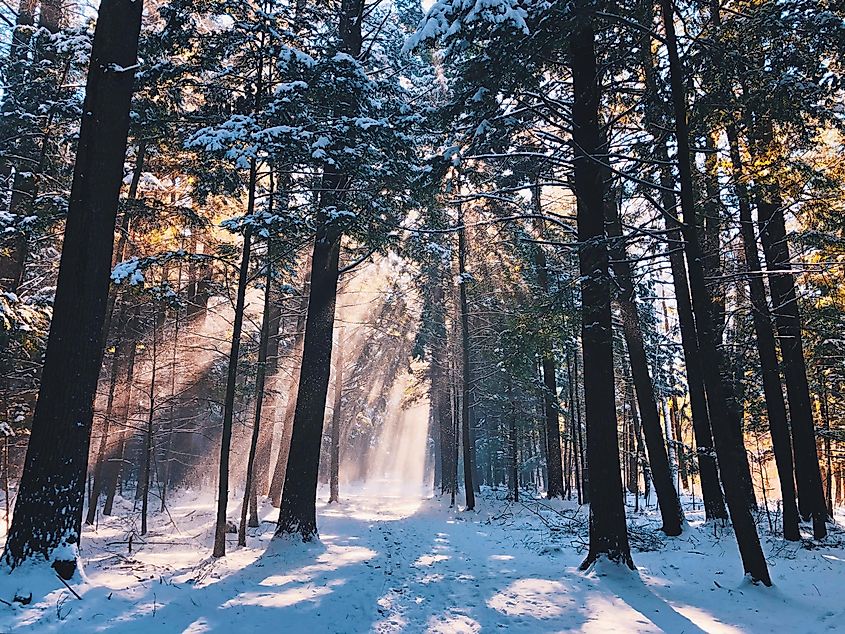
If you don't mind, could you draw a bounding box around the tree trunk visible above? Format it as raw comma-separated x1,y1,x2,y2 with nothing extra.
753,122,827,539
101,140,145,351
1,0,142,580
268,266,310,506
212,221,253,557
606,188,684,535
86,302,130,525
531,184,564,498
573,351,586,504
726,124,800,541
671,398,688,490
571,3,632,570
701,132,725,335
38,0,62,31
640,29,727,521
253,288,282,496
820,373,833,518
275,219,342,539
457,196,475,511
103,312,139,515
659,0,770,585
507,374,519,502
328,329,345,504
431,273,456,498
139,319,158,537
238,251,273,545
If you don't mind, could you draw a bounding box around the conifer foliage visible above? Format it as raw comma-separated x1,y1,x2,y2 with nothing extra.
0,0,843,602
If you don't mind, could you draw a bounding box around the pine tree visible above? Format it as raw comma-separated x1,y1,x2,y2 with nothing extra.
571,0,633,571
658,0,770,586
2,0,143,579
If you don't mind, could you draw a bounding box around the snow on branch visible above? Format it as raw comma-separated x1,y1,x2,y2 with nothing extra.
403,0,530,52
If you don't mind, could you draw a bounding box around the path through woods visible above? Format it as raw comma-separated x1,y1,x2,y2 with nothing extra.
1,489,843,632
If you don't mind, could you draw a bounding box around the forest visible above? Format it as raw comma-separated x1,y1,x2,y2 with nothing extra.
0,0,843,631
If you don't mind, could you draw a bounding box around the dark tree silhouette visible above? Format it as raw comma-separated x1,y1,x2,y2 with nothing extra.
571,1,633,571
1,0,143,579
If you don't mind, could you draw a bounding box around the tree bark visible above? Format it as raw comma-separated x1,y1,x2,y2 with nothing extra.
238,251,274,545
85,302,130,525
507,374,519,502
753,122,827,539
640,19,727,521
571,3,632,570
268,266,310,506
253,285,282,496
1,0,142,579
726,124,800,541
606,188,684,536
102,310,139,515
212,219,253,557
659,0,770,585
328,329,345,504
531,183,564,498
457,195,475,511
139,317,158,537
431,273,456,498
275,218,342,539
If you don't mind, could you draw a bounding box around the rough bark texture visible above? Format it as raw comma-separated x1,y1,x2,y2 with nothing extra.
275,0,357,530
1,0,142,579
571,4,633,570
275,219,342,540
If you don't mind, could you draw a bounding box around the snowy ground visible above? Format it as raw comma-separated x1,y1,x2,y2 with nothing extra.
0,488,844,632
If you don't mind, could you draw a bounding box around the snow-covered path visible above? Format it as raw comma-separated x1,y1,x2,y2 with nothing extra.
2,491,845,632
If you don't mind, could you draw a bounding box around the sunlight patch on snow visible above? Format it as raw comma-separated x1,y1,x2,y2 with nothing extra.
412,553,450,567
426,612,481,633
320,490,426,521
417,572,445,584
488,578,570,618
223,582,334,608
664,605,746,634
183,618,212,633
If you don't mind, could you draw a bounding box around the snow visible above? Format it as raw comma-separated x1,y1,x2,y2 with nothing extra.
404,0,530,52
1,488,845,632
111,258,146,286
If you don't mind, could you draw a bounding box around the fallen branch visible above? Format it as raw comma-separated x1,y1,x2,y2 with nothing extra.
56,575,82,601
